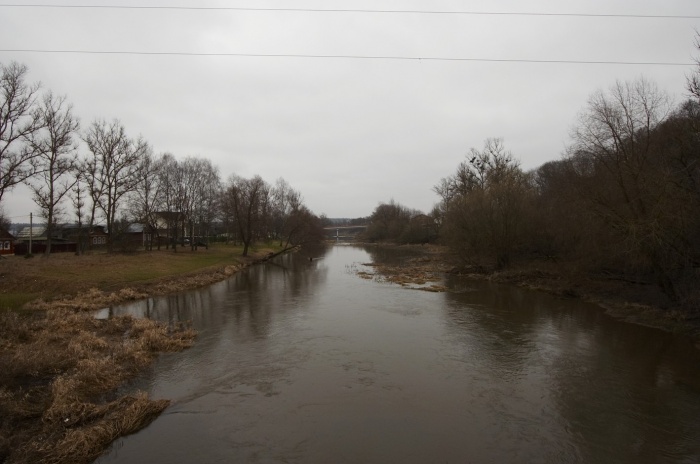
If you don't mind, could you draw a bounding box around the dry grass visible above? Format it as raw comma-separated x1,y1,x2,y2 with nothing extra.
357,253,453,292
0,243,282,463
0,309,196,464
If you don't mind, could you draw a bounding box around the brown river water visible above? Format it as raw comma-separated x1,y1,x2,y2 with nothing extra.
95,245,700,464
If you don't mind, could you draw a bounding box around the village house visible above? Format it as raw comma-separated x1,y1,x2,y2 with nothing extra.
14,225,76,254
59,224,109,247
0,226,15,255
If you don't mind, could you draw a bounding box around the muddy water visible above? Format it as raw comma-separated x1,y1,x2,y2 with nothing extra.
96,246,700,464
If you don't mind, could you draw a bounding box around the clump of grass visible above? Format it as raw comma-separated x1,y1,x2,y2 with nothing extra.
420,284,449,293
362,263,445,288
129,317,197,352
17,392,169,464
26,287,150,312
0,308,196,464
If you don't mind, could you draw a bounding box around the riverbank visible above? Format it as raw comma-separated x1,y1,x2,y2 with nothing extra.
358,243,700,342
0,244,283,464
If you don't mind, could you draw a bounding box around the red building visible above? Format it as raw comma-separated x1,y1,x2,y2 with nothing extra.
0,226,15,255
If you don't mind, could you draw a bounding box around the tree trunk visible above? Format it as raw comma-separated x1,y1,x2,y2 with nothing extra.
44,210,53,256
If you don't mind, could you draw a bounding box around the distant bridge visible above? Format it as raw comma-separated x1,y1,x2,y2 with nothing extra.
323,225,368,241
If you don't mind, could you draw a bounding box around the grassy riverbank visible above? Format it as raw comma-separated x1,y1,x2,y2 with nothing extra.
0,243,282,464
0,243,282,312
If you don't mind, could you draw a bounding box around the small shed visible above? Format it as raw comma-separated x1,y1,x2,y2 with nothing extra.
125,223,150,246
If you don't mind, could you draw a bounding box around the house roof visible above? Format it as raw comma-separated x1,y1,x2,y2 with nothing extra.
16,226,47,239
127,223,146,233
59,224,107,234
0,226,14,239
155,211,184,221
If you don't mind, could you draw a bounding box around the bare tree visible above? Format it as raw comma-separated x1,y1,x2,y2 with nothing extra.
84,119,147,250
223,175,270,256
438,138,533,268
70,172,87,254
365,200,412,242
282,204,325,247
0,61,44,204
688,32,700,101
130,147,160,250
156,153,181,250
26,91,79,255
193,158,221,247
179,157,211,250
271,180,326,248
270,177,302,246
568,77,676,295
0,206,10,232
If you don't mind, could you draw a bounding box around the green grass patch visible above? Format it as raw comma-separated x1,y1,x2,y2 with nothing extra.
0,241,283,310
0,293,40,311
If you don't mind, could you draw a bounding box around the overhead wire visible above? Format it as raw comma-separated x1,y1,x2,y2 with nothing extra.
0,49,693,66
0,4,698,19
1,4,696,66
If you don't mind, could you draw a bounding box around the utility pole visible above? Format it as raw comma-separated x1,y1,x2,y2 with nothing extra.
29,212,33,255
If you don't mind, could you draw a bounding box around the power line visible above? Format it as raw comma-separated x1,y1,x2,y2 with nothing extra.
0,49,693,66
0,4,698,20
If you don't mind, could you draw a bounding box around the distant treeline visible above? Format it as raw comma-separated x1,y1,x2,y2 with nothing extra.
0,62,326,255
363,38,700,310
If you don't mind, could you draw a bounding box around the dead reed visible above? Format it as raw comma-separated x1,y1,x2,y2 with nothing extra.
0,245,282,463
0,306,196,464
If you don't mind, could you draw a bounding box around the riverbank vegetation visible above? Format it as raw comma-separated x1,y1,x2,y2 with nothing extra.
361,37,700,319
434,79,700,315
0,244,282,463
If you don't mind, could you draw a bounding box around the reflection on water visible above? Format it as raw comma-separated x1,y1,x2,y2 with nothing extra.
97,246,700,464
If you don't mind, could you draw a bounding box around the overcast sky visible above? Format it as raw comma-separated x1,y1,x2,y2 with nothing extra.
1,0,699,222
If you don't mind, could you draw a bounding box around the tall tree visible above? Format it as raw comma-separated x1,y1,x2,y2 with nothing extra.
0,61,44,204
282,204,326,247
130,147,160,250
156,153,181,251
365,200,412,242
84,119,146,250
70,172,87,254
26,91,80,255
270,177,302,246
179,156,211,250
193,158,221,248
688,32,700,101
223,175,270,256
437,138,533,268
568,77,676,295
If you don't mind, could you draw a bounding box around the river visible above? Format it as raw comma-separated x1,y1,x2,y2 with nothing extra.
96,245,700,464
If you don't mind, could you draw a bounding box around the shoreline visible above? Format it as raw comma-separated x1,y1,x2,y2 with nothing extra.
356,243,700,343
24,247,290,314
0,247,287,464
